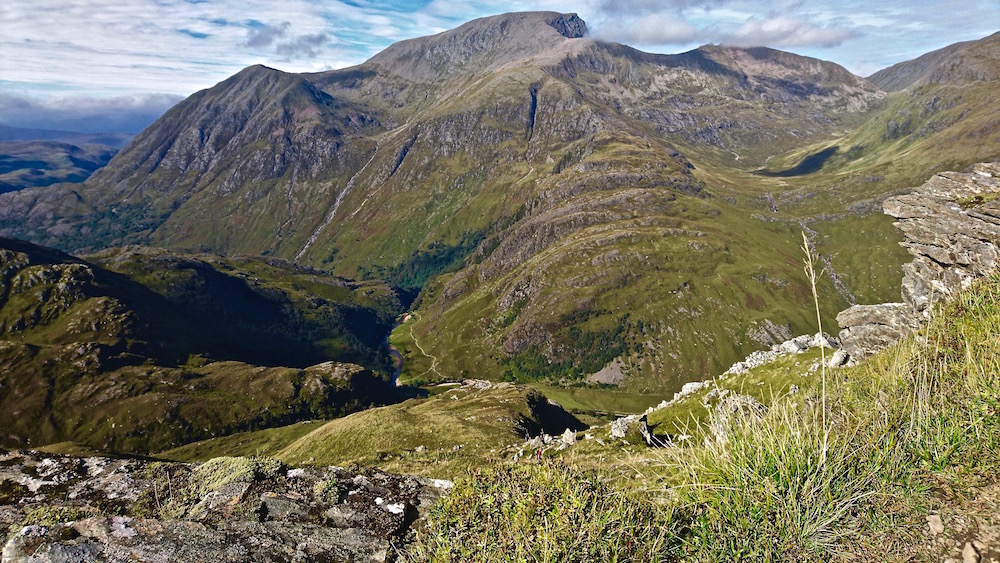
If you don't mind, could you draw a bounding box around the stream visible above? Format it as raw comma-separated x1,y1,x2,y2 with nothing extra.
384,315,409,387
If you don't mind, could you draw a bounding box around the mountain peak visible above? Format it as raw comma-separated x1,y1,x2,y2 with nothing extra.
869,31,1000,91
365,11,589,82
542,12,587,39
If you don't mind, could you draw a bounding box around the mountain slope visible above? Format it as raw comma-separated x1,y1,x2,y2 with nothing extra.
2,14,999,392
0,238,402,453
869,31,1000,91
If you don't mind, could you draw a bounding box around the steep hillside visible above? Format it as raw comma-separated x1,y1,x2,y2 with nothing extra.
777,33,1000,200
869,31,1000,91
2,13,999,392
0,238,402,453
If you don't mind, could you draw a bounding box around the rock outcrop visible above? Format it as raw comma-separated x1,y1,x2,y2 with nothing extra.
724,332,840,375
705,390,769,444
838,162,1000,360
0,449,451,562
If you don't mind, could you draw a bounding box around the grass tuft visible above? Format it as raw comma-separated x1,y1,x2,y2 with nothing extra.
406,462,682,562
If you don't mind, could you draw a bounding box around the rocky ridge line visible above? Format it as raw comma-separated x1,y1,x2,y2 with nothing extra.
838,162,1000,361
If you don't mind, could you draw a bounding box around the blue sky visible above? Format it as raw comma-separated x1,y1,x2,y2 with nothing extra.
1,0,999,127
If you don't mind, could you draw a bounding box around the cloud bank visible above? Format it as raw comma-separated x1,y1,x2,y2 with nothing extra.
0,93,184,134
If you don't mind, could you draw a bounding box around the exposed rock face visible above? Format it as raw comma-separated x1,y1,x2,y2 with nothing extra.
609,414,656,446
837,303,920,360
838,162,1000,360
0,449,451,562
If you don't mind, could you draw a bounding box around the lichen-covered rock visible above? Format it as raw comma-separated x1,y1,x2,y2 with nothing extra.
706,393,768,444
838,162,1000,361
609,415,656,446
837,303,920,360
0,449,451,563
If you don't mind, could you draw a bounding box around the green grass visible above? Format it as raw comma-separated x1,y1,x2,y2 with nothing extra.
528,383,668,417
406,462,682,562
275,383,583,477
646,347,827,439
158,382,584,479
409,271,1000,560
157,420,328,462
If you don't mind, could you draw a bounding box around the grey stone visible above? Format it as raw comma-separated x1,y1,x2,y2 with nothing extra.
707,393,768,443
561,428,577,446
838,163,1000,361
827,348,848,367
0,449,451,563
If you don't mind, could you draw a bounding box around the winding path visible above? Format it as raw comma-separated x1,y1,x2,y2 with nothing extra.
408,312,442,379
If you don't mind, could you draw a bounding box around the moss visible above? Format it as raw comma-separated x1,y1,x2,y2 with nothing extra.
22,506,84,527
0,480,30,504
191,456,285,495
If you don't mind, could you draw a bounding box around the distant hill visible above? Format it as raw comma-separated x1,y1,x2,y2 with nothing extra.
0,238,404,453
0,140,117,193
0,124,132,148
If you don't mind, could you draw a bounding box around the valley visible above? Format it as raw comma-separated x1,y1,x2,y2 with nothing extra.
2,10,1000,562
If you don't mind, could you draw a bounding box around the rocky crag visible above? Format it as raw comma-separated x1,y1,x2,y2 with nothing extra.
838,162,1000,360
0,449,450,562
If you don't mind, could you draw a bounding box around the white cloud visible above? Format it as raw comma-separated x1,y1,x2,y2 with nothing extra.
246,22,292,48
0,0,998,107
723,14,854,47
597,15,700,46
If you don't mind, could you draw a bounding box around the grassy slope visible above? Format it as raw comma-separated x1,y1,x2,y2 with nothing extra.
6,33,993,399
392,73,1000,397
406,271,1000,561
161,382,585,478
0,240,403,454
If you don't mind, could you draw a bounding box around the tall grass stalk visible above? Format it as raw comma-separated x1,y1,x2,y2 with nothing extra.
801,231,828,464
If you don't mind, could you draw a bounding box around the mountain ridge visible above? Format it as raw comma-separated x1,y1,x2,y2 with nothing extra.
869,31,1000,91
1,13,999,392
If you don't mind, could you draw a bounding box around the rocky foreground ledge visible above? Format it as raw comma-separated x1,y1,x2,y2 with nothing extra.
0,449,451,562
839,162,1000,361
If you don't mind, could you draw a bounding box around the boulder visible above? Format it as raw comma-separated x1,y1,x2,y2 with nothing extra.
609,415,655,446
706,393,768,444
837,303,920,360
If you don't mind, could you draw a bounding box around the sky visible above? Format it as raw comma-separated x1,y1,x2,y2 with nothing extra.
2,0,999,131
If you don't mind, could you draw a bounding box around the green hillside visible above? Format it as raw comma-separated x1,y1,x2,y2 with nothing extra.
1,13,1000,396
0,238,403,453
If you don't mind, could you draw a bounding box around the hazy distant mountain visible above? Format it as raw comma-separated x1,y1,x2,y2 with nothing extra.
0,124,133,148
0,140,117,193
1,12,999,390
